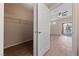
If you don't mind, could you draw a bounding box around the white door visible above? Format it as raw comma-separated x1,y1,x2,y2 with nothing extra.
33,3,50,56
37,3,50,56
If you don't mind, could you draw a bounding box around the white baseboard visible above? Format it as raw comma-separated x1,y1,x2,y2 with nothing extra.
4,39,32,49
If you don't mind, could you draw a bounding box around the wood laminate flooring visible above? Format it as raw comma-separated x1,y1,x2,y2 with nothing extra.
4,35,72,56
4,40,33,56
44,35,72,56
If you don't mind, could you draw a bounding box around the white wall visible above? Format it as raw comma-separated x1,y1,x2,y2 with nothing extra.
0,3,4,56
50,17,72,35
4,4,33,48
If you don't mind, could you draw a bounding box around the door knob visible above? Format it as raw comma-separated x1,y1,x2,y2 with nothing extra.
35,32,42,34
38,32,41,34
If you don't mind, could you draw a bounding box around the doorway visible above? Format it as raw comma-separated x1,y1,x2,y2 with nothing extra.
4,3,33,56
44,3,73,56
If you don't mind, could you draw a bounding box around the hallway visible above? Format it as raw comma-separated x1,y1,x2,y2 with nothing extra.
45,35,72,56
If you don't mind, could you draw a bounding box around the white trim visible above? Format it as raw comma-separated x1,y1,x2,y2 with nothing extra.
0,3,4,56
33,3,38,56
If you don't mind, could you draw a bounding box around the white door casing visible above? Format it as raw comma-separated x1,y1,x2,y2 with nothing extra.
0,3,4,56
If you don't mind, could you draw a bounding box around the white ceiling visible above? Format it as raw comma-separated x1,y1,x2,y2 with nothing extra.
18,3,61,10
13,3,72,21
5,3,72,21
44,3,58,8
50,3,72,21
44,3,63,9
18,3,34,10
5,3,34,11
5,3,62,11
21,3,61,10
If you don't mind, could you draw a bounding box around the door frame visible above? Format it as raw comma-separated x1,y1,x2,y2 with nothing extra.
72,3,77,56
33,3,38,56
0,3,4,56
